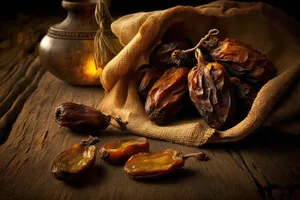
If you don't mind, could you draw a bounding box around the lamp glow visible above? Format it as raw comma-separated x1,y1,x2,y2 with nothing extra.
84,57,102,81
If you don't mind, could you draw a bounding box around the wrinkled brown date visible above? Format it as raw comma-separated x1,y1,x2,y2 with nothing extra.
99,137,150,164
124,149,208,179
203,37,277,85
145,67,190,125
138,66,167,101
51,136,99,181
230,77,257,119
149,39,196,67
55,102,110,133
188,50,235,129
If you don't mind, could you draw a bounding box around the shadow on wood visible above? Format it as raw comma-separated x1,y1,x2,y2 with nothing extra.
63,164,107,189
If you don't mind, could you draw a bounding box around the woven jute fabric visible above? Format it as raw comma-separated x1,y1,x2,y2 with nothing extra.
96,0,300,146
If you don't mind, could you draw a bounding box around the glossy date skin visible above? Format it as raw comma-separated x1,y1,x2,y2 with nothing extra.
124,149,208,180
55,102,111,133
51,136,99,181
99,137,150,164
203,37,277,86
145,67,190,125
124,149,184,179
138,29,275,128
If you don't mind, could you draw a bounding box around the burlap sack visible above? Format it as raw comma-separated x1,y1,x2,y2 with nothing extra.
96,0,300,146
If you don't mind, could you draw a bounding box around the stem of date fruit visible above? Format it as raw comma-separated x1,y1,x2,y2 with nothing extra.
182,152,208,161
110,116,128,131
190,29,219,53
80,135,100,146
171,29,219,65
195,48,202,60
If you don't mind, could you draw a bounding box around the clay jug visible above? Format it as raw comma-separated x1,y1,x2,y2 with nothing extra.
39,0,101,86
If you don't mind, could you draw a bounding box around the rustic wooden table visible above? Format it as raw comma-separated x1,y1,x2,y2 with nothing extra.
0,14,299,200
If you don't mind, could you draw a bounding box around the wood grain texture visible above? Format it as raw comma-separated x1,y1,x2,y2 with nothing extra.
232,131,300,199
0,13,300,200
0,59,45,141
0,71,298,200
0,72,263,200
0,15,61,141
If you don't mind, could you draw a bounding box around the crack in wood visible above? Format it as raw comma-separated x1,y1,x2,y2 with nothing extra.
228,149,267,199
39,130,49,150
1,152,19,179
226,149,245,171
251,162,272,186
232,149,300,200
18,121,28,146
268,155,291,185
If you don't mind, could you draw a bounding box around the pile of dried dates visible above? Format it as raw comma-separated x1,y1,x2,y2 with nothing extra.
51,136,208,181
138,29,277,129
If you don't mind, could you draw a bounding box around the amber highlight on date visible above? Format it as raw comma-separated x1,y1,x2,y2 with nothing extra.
145,67,190,125
124,149,208,180
55,102,110,133
99,137,150,164
51,136,99,181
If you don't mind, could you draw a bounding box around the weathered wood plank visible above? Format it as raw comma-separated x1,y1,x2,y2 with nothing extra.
224,131,300,199
0,58,45,141
0,15,61,141
0,55,35,104
0,72,261,200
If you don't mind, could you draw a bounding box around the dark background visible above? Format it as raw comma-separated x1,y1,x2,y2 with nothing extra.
2,0,300,23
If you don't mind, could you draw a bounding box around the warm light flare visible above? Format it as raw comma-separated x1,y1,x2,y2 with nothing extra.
84,57,102,79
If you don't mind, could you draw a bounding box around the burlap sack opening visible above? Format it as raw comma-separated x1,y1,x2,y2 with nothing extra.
96,0,300,147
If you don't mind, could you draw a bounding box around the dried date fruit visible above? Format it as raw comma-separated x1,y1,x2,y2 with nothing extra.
55,102,111,133
124,149,208,179
138,66,167,101
99,137,150,164
202,36,277,86
145,67,190,125
230,77,257,119
51,136,99,181
149,39,196,67
188,49,235,129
